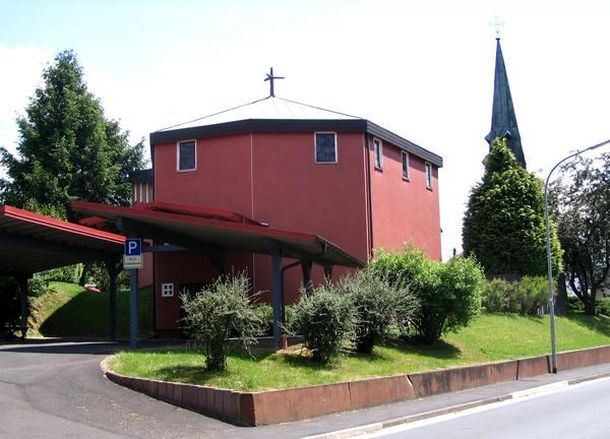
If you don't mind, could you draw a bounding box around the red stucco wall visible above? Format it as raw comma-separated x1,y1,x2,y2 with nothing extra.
368,135,442,260
151,129,441,329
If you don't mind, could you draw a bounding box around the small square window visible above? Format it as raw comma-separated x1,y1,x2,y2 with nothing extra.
425,162,433,189
401,151,410,180
177,140,196,171
373,139,383,170
161,283,174,298
315,133,337,163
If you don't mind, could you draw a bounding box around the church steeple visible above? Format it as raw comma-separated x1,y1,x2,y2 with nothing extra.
485,38,526,168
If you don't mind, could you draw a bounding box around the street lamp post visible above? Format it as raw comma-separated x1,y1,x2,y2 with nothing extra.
544,139,610,374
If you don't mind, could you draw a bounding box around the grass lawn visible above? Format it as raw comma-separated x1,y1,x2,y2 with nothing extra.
109,313,610,391
29,282,153,339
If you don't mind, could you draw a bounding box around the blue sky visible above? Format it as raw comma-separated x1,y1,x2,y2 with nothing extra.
2,0,610,259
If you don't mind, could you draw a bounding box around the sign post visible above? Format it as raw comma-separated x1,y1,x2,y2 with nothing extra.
124,238,142,348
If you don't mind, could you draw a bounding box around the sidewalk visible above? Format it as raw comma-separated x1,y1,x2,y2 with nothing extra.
228,362,610,439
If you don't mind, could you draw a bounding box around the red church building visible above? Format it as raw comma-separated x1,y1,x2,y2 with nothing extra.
147,93,442,330
87,83,443,335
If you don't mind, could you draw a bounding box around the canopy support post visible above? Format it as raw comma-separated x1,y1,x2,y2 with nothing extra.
323,266,333,282
301,260,313,294
129,268,139,348
272,248,282,349
17,275,30,340
105,257,121,342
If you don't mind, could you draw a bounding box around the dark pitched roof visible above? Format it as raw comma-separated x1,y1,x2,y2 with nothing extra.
150,96,443,168
485,38,526,168
129,169,153,184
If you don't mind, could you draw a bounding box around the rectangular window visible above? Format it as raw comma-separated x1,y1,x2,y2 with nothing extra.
373,138,383,170
161,283,174,298
315,132,337,163
401,151,410,180
425,162,433,189
177,140,196,171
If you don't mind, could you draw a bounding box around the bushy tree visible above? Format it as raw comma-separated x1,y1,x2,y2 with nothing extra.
463,138,562,277
181,273,260,372
292,284,355,364
0,50,144,216
338,269,418,354
370,247,484,344
550,152,610,315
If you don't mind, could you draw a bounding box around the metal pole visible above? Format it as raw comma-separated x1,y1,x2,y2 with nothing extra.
543,138,610,374
129,268,139,349
543,193,558,374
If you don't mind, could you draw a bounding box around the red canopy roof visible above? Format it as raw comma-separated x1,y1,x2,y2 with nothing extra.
72,201,364,268
0,205,125,275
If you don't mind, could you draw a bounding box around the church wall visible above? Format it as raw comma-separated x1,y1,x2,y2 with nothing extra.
150,128,440,330
250,132,370,304
367,135,442,260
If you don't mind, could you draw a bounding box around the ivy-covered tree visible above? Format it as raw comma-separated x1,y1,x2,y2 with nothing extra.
550,152,610,315
463,138,562,277
0,50,144,217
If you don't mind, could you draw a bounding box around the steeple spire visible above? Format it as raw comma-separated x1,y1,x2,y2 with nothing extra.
485,38,526,168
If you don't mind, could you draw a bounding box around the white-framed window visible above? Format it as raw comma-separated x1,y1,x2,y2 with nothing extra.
177,140,196,172
373,138,383,170
425,162,433,189
401,151,410,180
314,132,337,163
161,283,174,298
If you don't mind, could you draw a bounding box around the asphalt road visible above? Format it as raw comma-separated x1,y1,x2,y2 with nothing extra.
0,340,246,439
366,377,610,439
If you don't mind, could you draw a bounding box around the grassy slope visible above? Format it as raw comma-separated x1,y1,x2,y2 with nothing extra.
29,282,153,339
110,313,610,391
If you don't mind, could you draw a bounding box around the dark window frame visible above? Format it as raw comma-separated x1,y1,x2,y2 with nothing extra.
314,132,338,164
425,161,433,189
401,151,410,180
373,138,383,170
177,140,197,172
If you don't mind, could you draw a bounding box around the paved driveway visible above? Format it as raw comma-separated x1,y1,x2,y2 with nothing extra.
0,340,246,438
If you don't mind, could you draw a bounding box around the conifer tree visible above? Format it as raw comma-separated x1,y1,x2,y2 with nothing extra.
463,138,562,276
0,50,144,217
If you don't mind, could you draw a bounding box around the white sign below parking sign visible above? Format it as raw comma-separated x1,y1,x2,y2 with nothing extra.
123,238,143,270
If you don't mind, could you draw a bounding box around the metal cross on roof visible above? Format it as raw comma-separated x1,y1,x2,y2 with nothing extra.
264,67,284,97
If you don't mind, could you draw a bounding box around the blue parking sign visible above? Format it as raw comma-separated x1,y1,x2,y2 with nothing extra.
125,238,142,256
123,238,143,269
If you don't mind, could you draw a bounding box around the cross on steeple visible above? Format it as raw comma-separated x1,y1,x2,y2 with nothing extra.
264,67,284,97
490,14,505,40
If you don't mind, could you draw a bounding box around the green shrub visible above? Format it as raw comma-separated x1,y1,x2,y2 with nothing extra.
338,270,418,354
181,273,260,371
253,303,273,336
292,283,355,363
284,304,297,332
28,275,50,298
568,295,584,312
516,276,547,316
481,276,548,316
370,247,484,344
481,278,519,313
38,264,84,284
440,256,484,333
597,299,610,317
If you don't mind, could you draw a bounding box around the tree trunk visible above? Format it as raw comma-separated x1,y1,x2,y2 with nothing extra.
583,295,596,315
555,273,568,316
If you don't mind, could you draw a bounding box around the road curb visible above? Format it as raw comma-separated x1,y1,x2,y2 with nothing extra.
304,373,610,439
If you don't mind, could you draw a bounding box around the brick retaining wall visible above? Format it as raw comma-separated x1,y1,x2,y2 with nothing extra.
101,344,610,426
